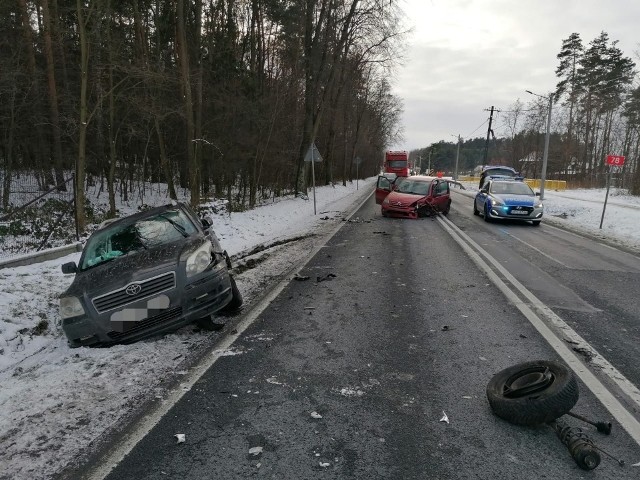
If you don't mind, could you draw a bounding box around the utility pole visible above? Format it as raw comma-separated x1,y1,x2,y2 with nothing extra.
483,106,499,166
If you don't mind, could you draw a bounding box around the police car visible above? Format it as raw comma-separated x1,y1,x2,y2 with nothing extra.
473,177,543,226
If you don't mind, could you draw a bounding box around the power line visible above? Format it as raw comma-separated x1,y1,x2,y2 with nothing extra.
466,119,489,138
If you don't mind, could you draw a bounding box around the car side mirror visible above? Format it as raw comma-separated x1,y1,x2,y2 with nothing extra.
535,192,540,196
200,216,213,230
480,188,488,193
61,262,78,274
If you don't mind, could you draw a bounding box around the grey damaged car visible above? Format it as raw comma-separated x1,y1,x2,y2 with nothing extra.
59,201,242,347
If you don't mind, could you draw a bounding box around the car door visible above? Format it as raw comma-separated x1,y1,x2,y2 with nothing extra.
375,175,393,204
476,180,490,211
431,180,450,211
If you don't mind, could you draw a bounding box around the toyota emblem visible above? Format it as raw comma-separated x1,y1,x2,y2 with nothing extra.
125,284,142,296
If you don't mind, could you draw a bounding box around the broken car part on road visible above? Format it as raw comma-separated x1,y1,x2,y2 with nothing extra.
487,360,624,471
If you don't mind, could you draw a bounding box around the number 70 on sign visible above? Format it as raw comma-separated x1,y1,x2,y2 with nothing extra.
606,155,625,165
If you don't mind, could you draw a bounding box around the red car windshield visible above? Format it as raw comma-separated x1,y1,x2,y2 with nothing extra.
396,179,430,195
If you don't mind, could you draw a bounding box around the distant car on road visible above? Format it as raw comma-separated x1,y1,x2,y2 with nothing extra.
478,165,520,188
59,202,242,347
474,178,543,225
376,175,451,218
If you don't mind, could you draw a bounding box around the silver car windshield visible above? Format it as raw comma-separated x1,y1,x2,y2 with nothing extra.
80,209,198,269
490,182,533,195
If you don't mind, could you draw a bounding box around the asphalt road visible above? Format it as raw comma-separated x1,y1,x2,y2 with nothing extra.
85,192,640,479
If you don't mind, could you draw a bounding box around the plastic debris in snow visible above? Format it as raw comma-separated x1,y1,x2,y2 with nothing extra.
319,462,331,468
310,411,323,419
175,434,186,443
440,411,449,424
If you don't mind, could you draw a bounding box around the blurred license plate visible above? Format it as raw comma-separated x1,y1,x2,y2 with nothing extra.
511,210,528,215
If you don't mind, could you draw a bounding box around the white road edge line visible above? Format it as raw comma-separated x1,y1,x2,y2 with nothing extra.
85,189,375,480
438,215,640,446
500,229,570,268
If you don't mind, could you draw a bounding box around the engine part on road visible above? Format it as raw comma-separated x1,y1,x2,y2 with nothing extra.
548,418,601,470
566,411,613,435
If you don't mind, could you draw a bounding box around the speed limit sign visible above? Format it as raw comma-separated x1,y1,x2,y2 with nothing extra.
606,155,625,165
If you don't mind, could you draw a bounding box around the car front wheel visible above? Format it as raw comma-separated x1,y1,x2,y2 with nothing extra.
483,204,492,222
220,275,243,313
473,201,479,216
532,220,541,226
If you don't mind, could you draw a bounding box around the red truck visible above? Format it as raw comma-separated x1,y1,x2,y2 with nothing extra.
384,151,410,177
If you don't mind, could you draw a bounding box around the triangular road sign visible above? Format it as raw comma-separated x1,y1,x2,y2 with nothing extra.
304,143,323,162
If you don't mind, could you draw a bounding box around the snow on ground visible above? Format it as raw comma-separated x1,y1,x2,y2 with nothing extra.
1,177,640,480
542,188,640,253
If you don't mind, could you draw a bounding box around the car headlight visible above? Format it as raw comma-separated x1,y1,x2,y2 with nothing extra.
186,241,213,277
535,201,544,208
60,296,85,319
490,197,504,206
382,197,390,205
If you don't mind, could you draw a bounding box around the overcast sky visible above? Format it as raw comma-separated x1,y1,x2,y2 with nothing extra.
391,0,640,151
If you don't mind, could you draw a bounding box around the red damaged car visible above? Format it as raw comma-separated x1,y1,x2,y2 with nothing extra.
375,175,451,218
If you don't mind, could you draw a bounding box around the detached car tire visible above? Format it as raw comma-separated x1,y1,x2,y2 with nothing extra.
486,360,579,426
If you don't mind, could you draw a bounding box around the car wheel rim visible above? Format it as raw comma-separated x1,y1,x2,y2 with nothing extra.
503,366,555,398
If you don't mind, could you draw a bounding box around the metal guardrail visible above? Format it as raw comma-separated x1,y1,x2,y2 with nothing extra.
457,176,567,191
0,242,83,269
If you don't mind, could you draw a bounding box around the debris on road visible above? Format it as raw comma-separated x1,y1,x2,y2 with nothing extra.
175,434,186,443
294,273,310,281
316,273,337,282
249,446,263,456
572,346,594,362
440,411,449,424
310,411,323,419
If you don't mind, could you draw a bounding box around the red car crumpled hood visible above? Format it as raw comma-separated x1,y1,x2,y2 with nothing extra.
385,191,425,205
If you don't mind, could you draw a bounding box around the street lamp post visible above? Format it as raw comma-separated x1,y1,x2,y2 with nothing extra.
526,90,553,200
